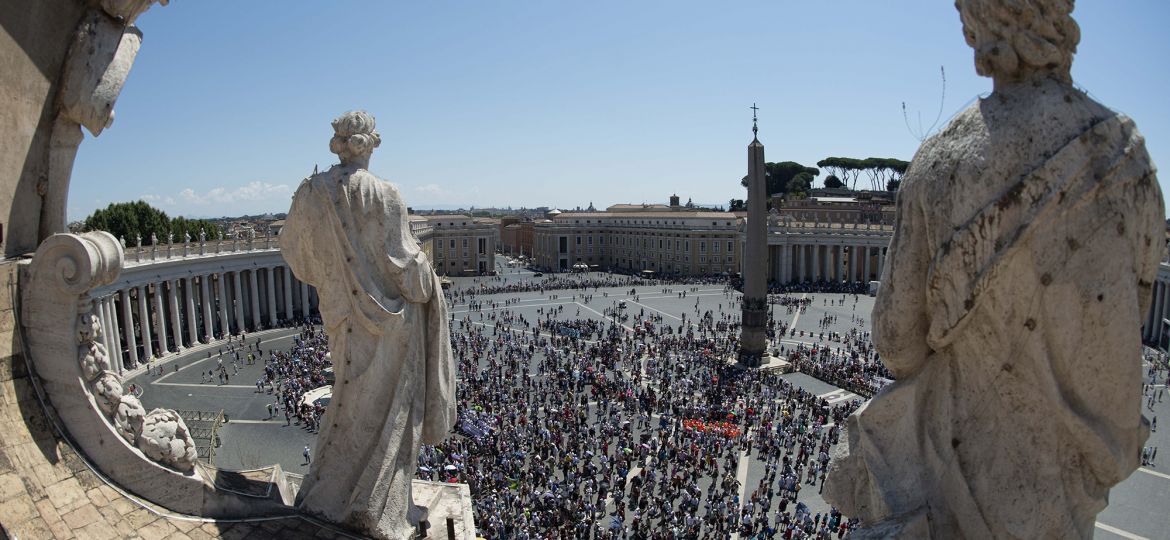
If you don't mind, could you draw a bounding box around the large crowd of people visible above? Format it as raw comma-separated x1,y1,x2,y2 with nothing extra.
238,273,895,538
147,264,1164,538
411,278,889,539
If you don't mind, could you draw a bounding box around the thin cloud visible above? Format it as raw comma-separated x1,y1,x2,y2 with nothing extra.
179,182,290,205
141,194,176,205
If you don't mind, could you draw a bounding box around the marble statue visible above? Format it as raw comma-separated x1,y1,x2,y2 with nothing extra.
150,232,157,246
823,1,1163,538
183,231,190,243
282,110,456,539
198,228,205,242
135,234,141,247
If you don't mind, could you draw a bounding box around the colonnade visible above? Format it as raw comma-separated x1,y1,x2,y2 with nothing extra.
1144,277,1170,346
768,243,886,284
92,265,316,374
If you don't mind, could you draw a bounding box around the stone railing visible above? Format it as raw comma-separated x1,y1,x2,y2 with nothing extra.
20,232,298,517
769,221,894,235
122,235,281,266
122,227,432,268
21,233,203,506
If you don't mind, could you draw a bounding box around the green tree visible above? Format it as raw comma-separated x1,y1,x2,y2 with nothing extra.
83,201,221,245
170,216,222,242
860,157,911,191
790,171,815,193
728,199,746,211
887,178,902,192
816,157,865,190
740,161,820,200
823,175,844,189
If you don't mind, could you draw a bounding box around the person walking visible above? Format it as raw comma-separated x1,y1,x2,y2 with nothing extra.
303,445,312,465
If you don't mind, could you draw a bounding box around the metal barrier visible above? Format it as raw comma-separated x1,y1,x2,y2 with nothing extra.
176,409,224,464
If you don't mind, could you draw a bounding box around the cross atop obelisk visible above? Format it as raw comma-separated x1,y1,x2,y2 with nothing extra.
751,103,759,137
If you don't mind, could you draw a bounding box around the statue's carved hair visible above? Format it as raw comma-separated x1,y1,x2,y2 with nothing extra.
956,0,1079,84
329,110,382,158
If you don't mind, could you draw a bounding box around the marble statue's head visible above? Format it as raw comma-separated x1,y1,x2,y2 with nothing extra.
330,110,382,166
955,0,1079,85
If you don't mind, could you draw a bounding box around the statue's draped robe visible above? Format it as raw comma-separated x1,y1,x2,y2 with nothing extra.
282,166,456,539
825,90,1162,539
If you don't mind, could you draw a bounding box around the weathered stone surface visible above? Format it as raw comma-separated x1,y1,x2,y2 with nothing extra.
824,2,1162,538
113,395,146,443
283,111,457,539
61,504,103,529
136,408,197,471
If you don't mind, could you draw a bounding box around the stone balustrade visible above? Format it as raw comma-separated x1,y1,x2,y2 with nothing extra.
121,235,280,266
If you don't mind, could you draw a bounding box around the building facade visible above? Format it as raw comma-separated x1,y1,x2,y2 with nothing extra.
426,215,499,276
532,209,742,275
499,217,535,257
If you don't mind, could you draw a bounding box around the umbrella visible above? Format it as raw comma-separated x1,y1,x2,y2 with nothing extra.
444,465,458,471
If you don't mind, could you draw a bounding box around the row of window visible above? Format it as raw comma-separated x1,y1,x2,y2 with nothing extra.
553,236,735,253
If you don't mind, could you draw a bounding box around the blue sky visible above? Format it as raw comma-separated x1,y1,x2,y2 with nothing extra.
69,1,1170,219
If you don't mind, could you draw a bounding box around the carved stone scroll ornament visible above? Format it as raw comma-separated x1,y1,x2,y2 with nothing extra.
24,232,197,473
18,232,224,527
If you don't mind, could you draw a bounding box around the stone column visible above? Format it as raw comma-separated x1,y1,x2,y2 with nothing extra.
1156,281,1165,343
107,293,122,374
810,244,817,281
120,290,138,368
861,245,870,280
300,281,310,319
876,247,885,279
232,271,245,335
137,285,154,363
776,245,785,283
217,272,231,338
828,245,836,282
153,282,168,355
821,244,829,282
814,243,823,280
796,245,804,282
184,277,198,347
1163,283,1170,343
827,245,835,281
1147,283,1160,341
804,243,814,278
248,270,261,330
850,245,859,281
1150,282,1160,341
266,267,278,327
200,275,214,342
1158,282,1166,340
98,297,115,374
168,280,183,351
835,245,843,282
283,266,294,321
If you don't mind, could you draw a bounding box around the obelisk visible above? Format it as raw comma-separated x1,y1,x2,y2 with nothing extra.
738,104,768,367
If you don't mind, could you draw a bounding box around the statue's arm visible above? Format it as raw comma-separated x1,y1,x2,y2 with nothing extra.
872,180,932,377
